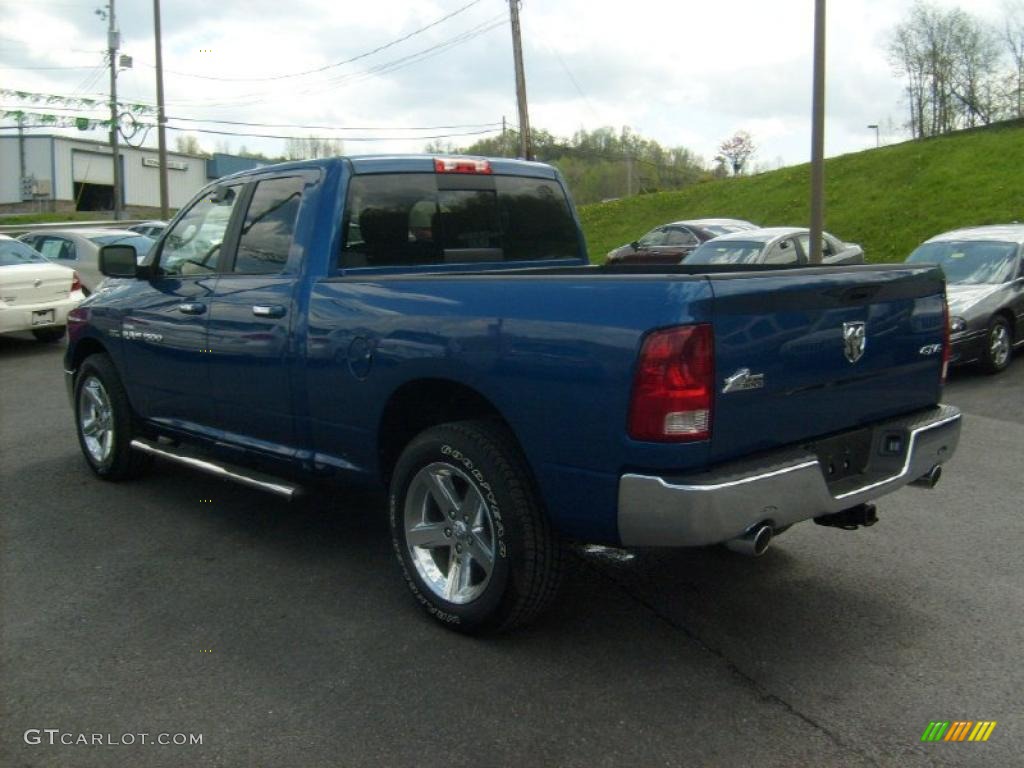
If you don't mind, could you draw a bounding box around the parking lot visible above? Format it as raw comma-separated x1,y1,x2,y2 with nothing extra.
1,334,1021,767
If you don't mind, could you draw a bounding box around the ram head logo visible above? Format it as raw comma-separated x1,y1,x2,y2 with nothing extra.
842,321,866,364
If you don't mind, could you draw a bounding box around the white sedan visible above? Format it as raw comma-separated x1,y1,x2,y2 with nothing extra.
0,235,85,342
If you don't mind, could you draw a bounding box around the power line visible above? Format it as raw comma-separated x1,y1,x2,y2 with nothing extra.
111,15,506,111
134,0,485,83
0,104,502,132
163,124,502,142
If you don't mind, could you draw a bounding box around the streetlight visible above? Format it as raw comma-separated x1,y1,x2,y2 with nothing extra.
867,124,880,148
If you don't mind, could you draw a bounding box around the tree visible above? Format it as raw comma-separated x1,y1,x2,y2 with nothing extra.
1004,1,1024,117
716,131,755,175
174,134,206,156
284,136,345,160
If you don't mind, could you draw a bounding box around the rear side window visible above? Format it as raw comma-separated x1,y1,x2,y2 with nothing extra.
341,173,579,268
233,176,306,274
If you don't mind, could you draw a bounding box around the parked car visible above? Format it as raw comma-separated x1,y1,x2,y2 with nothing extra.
605,218,757,264
18,229,155,292
906,225,1024,373
66,155,960,633
685,227,864,266
0,235,84,342
127,221,167,239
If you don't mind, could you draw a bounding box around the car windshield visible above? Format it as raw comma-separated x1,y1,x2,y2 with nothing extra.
0,239,48,266
89,234,156,255
686,240,765,265
906,240,1019,284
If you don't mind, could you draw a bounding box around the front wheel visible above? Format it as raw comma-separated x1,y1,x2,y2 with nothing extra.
981,316,1012,374
389,420,562,633
74,354,152,480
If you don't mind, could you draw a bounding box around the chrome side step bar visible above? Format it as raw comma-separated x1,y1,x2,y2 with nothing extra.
130,438,302,500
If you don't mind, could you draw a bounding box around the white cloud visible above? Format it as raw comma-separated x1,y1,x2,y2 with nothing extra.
0,0,1017,164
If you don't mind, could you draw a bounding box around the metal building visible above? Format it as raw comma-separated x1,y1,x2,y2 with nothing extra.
0,135,266,216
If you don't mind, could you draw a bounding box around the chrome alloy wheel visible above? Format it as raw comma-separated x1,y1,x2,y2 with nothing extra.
404,462,497,605
78,376,114,464
990,323,1011,368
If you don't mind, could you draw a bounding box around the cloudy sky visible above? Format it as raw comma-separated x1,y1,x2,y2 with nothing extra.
0,0,1010,167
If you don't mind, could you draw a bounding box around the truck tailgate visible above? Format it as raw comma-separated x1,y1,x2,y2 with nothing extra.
707,265,946,463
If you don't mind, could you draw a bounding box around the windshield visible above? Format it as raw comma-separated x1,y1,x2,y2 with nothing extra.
906,240,1019,284
89,234,155,255
0,239,48,266
686,240,765,265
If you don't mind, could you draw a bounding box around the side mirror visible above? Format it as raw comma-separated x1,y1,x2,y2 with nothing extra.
630,240,640,249
98,244,139,278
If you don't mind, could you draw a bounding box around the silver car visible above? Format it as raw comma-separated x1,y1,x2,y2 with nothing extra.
17,229,155,293
906,225,1024,373
684,227,864,266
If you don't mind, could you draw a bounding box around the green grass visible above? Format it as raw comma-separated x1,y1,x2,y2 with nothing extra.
578,120,1024,263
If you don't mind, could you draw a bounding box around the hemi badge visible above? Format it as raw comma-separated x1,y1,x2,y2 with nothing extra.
722,368,765,394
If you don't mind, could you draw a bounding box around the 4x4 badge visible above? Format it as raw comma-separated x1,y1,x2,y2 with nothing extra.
843,321,866,363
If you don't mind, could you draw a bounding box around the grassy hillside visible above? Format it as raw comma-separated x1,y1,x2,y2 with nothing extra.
578,120,1024,263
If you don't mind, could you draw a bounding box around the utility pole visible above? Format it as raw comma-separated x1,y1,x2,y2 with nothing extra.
625,154,633,197
153,0,169,219
107,0,122,220
808,0,826,264
507,0,532,160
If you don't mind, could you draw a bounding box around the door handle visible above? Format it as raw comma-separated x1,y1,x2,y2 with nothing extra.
252,304,286,318
178,302,206,315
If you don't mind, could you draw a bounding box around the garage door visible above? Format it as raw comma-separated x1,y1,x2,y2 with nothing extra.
72,150,115,185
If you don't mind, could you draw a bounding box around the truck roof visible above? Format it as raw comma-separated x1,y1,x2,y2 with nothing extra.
215,154,559,183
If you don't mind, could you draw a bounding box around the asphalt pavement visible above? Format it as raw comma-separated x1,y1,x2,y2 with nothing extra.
1,333,1021,767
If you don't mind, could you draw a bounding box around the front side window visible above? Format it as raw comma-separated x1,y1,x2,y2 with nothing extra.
341,173,579,268
637,228,667,248
233,176,306,274
0,239,47,266
663,228,698,247
159,185,241,276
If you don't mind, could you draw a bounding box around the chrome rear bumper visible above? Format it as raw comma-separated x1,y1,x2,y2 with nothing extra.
617,404,961,547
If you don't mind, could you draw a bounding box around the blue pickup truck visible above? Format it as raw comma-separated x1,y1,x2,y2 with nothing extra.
65,155,962,632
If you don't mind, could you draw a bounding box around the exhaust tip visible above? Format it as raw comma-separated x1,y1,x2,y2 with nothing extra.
911,465,942,489
725,523,773,557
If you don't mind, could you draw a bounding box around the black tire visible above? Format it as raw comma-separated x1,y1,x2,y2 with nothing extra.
32,326,66,343
980,316,1012,374
388,420,562,633
73,353,152,480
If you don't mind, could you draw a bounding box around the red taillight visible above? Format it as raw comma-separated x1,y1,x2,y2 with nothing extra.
434,157,492,174
71,271,82,293
941,297,951,385
628,324,714,442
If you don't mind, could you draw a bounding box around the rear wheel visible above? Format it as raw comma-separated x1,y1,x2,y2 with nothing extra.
74,354,152,480
981,316,1012,374
32,326,66,343
389,420,562,633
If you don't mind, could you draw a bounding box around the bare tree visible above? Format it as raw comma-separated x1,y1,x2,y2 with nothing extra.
1004,1,1024,116
174,134,206,156
716,131,755,175
285,136,345,160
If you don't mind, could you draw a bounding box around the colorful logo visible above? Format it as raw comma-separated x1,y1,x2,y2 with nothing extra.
921,721,997,742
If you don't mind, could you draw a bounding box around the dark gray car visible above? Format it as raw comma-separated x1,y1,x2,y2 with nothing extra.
906,225,1024,373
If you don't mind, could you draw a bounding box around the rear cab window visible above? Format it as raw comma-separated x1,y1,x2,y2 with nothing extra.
340,172,581,270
